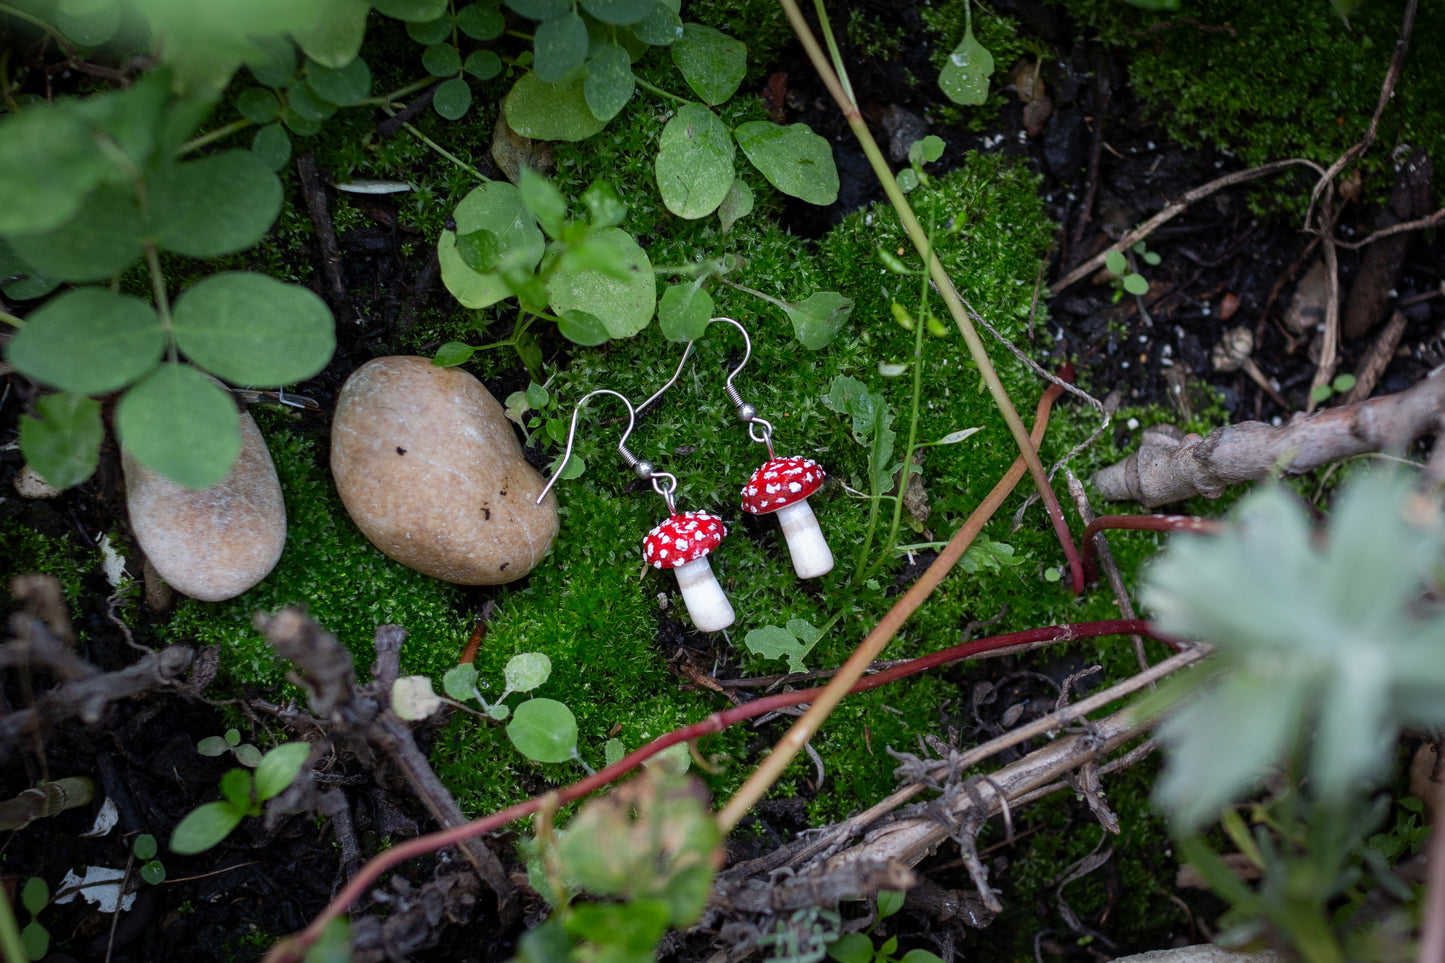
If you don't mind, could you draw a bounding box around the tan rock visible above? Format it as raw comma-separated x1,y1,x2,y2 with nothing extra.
330,356,558,584
124,410,286,602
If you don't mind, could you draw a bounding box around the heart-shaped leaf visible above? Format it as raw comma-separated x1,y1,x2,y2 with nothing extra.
171,272,335,386
533,11,588,83
655,103,734,219
938,25,993,106
19,392,103,489
584,42,635,122
547,228,654,338
115,364,241,489
505,71,607,141
734,121,839,206
670,23,745,105
506,697,578,763
658,283,713,342
782,291,854,350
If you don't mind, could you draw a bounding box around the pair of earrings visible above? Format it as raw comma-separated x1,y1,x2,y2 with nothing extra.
535,317,834,633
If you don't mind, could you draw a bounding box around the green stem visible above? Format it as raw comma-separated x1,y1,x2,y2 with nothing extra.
145,244,176,361
378,104,483,176
371,76,437,106
634,74,690,105
177,118,253,155
0,2,67,45
787,0,1083,592
717,276,788,310
0,310,23,328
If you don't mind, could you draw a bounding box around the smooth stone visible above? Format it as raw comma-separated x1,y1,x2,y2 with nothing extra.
124,409,286,602
330,356,558,584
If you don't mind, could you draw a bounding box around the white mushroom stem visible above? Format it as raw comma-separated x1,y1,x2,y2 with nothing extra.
775,498,834,579
672,556,735,632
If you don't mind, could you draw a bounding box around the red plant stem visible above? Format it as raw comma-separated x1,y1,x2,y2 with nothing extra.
1081,515,1224,582
265,616,1179,962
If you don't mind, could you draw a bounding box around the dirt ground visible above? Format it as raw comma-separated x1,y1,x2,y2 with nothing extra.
3,1,1442,960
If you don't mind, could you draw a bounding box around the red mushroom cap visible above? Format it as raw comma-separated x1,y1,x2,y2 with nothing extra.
642,511,726,569
741,456,825,515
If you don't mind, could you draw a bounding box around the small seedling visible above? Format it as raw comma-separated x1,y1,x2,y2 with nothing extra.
169,742,311,855
133,834,166,885
1104,241,1160,301
826,890,942,963
897,135,946,193
196,728,263,768
1309,372,1357,404
19,876,49,961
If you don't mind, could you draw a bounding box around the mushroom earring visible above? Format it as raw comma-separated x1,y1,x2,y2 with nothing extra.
536,388,736,633
703,317,835,579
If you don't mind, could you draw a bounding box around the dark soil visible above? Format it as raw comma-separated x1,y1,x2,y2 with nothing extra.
3,1,1442,960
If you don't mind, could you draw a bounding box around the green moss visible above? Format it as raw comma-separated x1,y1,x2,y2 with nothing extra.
0,517,99,615
916,3,1030,131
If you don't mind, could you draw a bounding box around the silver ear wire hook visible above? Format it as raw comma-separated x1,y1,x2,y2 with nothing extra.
536,388,679,513
639,317,776,456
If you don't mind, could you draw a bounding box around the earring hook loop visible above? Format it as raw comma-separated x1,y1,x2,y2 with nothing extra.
535,388,679,512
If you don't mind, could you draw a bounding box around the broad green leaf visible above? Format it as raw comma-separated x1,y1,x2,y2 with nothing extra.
744,625,808,673
670,23,745,105
234,745,263,767
505,0,568,17
286,79,339,121
433,77,473,120
0,239,59,301
1122,273,1149,295
877,889,906,919
19,392,103,489
247,36,297,87
567,900,669,951
57,0,121,45
236,87,282,122
392,675,444,720
169,800,245,854
504,652,552,692
251,122,292,170
533,11,588,83
282,106,324,137
7,288,162,394
735,122,839,206
658,283,713,342
784,618,822,645
129,0,321,96
21,876,48,913
506,698,578,764
145,151,283,258
827,933,874,963
547,228,654,339
655,103,734,219
407,16,450,44
604,738,626,768
422,42,462,77
938,25,993,106
464,50,503,80
21,919,49,961
580,0,653,24
782,291,854,350
438,181,545,309
584,42,635,122
198,736,230,756
505,71,607,141
432,343,476,370
580,179,627,228
139,861,167,885
132,834,159,860
1104,250,1128,275
306,56,371,105
456,228,505,272
630,0,682,45
254,742,311,801
291,0,370,67
557,309,611,346
525,382,549,407
519,166,567,238
0,105,111,235
457,3,505,39
716,178,753,232
115,365,241,489
8,185,144,282
442,663,481,700
372,0,448,20
171,273,334,385
219,768,252,809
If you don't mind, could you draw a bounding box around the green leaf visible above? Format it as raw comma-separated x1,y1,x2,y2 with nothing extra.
658,283,713,342
422,42,462,77
251,122,293,170
171,273,335,386
584,42,635,122
8,288,162,394
670,23,745,105
0,238,59,301
519,166,568,238
139,861,167,885
442,663,481,701
505,71,607,141
219,768,254,809
938,25,993,106
0,106,111,235
734,121,839,206
567,900,669,952
292,0,370,67
303,918,353,963
169,800,245,854
255,742,311,801
827,933,874,963
247,36,297,87
439,181,546,309
743,625,808,673
533,11,588,83
514,920,574,963
506,698,578,763
504,652,553,692
306,56,371,105
782,291,854,350
287,80,339,121
56,0,121,45
547,228,655,338
407,16,451,44
19,393,102,489
237,87,282,122
918,134,945,163
115,365,241,489
457,4,506,39
145,151,283,258
21,876,48,914
8,185,144,282
225,728,242,746
1332,373,1357,393
433,77,473,119
717,177,753,232
557,309,612,346
21,919,49,960
877,888,906,919
433,341,478,367
391,675,443,720
1104,250,1128,276
197,736,231,756
824,375,895,493
655,103,735,219
604,737,626,767
525,382,549,408
372,0,448,20
581,179,627,228
132,834,159,860
630,1,682,45
282,106,324,137
784,618,822,646
464,50,503,80
580,0,654,24
234,744,264,768
1122,273,1149,295
505,0,568,17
